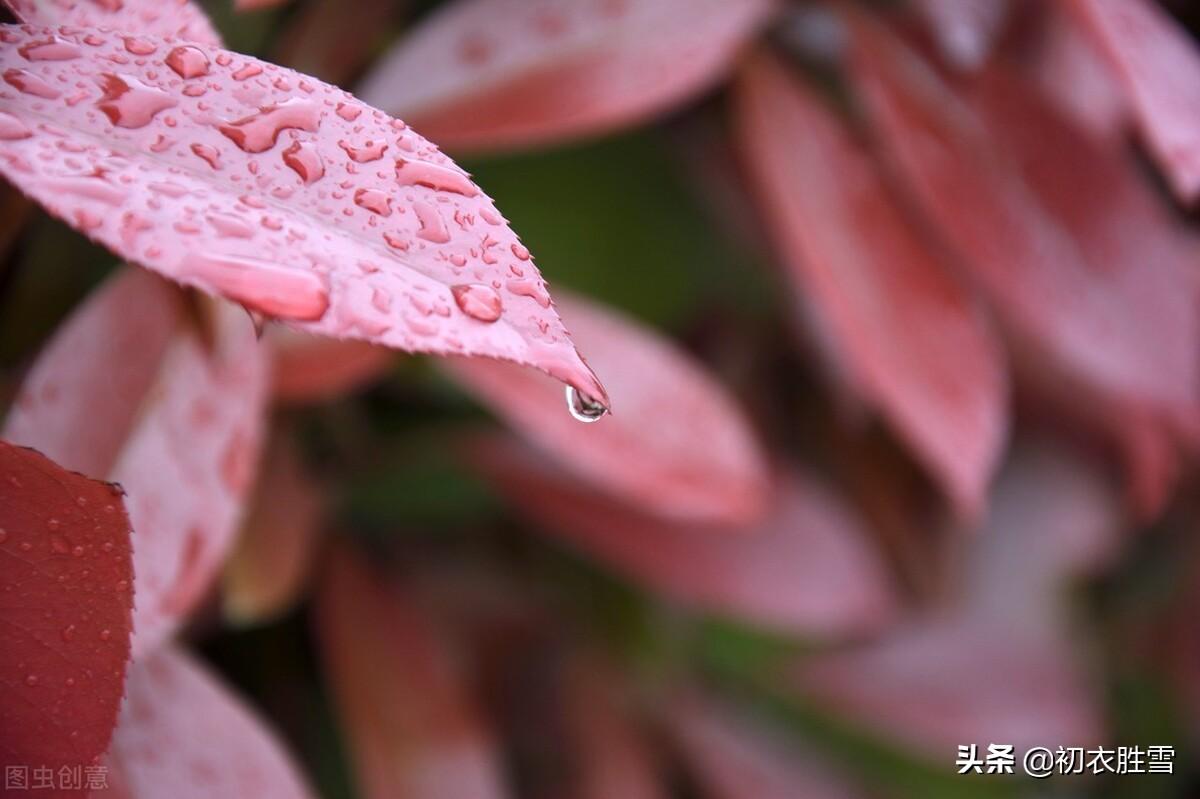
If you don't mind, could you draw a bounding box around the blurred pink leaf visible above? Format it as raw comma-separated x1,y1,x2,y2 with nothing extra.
4,268,268,655
444,291,769,525
0,440,134,797
0,25,608,407
222,429,323,625
793,443,1120,757
100,647,314,798
734,51,1007,518
557,656,665,799
912,0,1009,70
357,0,776,154
1065,0,1200,205
316,548,509,799
267,327,395,404
469,436,896,638
845,12,1200,515
1025,2,1127,140
2,0,220,46
666,692,865,799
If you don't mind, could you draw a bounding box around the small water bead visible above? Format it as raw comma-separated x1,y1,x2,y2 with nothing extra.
190,143,221,169
353,188,391,216
231,63,264,81
338,139,387,163
451,283,503,323
394,158,479,197
18,36,82,61
566,385,609,423
0,111,32,140
4,68,61,99
282,141,324,184
123,37,157,56
24,674,38,687
165,45,210,79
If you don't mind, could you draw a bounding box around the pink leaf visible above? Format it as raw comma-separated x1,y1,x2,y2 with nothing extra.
469,436,896,638
0,440,134,797
315,548,509,799
4,267,269,656
845,12,1200,514
666,693,865,799
2,0,220,47
222,429,322,625
267,327,395,404
357,0,776,154
1065,0,1200,205
912,0,1009,70
100,647,314,798
793,443,1119,757
444,291,769,525
0,25,608,407
733,51,1007,517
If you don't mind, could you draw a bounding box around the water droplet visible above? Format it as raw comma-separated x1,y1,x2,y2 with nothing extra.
506,278,551,308
282,140,324,184
451,283,503,322
566,385,608,423
353,188,391,216
231,62,263,81
511,242,531,260
335,102,362,121
190,142,221,169
18,36,82,61
3,68,61,99
0,528,6,544
50,534,69,554
0,111,31,140
218,98,320,153
96,73,177,128
394,158,479,197
179,253,331,321
206,213,255,239
99,629,111,641
123,36,157,56
24,674,38,687
338,139,387,163
413,200,450,243
165,45,209,79
61,625,76,642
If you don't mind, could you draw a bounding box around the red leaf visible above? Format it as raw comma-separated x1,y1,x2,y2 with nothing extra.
357,0,776,154
0,440,134,797
100,647,314,798
4,268,269,655
733,51,1007,517
222,429,322,626
1065,0,1200,205
315,548,508,799
0,25,608,407
793,443,1118,757
267,327,395,404
444,291,769,524
469,436,896,638
2,0,220,46
912,0,1009,70
845,13,1200,513
666,693,865,799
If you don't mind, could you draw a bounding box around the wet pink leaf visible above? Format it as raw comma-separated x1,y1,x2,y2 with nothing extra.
101,647,314,798
912,0,1009,70
793,444,1119,757
4,268,268,656
2,0,220,46
667,693,865,799
357,0,776,154
845,13,1200,514
267,327,395,404
1065,0,1200,205
469,436,896,637
0,24,608,408
222,430,322,625
0,440,134,797
316,548,508,799
445,291,769,525
734,51,1007,517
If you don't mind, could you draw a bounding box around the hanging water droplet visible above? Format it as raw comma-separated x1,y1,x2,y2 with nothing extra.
565,385,608,423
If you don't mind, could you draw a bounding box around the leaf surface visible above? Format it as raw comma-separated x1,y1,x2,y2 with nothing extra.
469,436,896,637
357,0,775,153
315,548,509,799
1065,0,1200,204
444,291,769,524
4,268,269,655
2,0,220,46
0,23,607,404
0,440,134,797
734,51,1007,517
101,647,314,798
